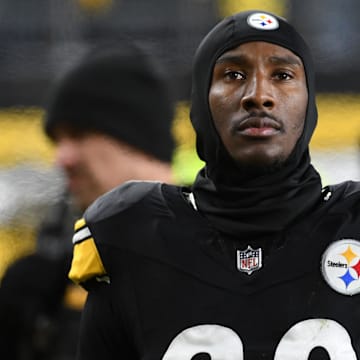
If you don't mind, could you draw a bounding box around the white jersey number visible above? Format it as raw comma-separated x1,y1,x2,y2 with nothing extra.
162,319,356,359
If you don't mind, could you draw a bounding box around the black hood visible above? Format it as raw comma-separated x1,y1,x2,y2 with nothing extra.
191,10,322,238
191,10,317,173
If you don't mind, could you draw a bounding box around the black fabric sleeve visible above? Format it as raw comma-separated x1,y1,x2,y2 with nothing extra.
77,282,137,360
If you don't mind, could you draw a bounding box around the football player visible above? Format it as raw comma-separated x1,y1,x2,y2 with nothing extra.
70,10,360,359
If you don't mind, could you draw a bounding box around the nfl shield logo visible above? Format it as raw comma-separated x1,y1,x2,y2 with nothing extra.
236,246,262,275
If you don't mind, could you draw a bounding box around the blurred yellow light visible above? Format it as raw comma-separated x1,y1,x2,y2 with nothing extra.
217,0,287,18
0,108,54,167
78,0,113,13
312,94,360,150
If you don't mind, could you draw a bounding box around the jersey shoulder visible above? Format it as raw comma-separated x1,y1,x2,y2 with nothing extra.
68,181,183,285
327,180,360,211
85,180,163,223
328,180,360,196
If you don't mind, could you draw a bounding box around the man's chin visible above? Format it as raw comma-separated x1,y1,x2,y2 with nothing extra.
234,157,286,176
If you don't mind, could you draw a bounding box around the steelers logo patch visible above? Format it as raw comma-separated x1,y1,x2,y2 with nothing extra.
247,13,279,31
322,239,360,296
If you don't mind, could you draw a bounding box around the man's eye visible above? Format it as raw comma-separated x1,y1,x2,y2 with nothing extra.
275,72,292,80
225,71,245,80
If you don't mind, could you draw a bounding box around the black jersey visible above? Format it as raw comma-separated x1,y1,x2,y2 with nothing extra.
69,180,360,359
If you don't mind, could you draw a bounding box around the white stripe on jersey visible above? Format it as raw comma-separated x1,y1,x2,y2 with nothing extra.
73,226,92,244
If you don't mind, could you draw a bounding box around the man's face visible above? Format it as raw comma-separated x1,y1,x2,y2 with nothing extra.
53,127,132,210
209,41,308,169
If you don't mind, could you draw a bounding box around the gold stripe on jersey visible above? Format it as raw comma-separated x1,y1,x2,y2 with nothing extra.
69,237,107,284
68,218,107,284
75,218,86,229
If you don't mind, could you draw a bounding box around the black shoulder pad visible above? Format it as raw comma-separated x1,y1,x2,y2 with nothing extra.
84,180,161,223
325,181,360,203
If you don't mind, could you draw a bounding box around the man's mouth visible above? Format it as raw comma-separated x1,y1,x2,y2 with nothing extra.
236,116,281,137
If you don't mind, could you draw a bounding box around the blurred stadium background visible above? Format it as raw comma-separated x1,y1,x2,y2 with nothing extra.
1,0,360,278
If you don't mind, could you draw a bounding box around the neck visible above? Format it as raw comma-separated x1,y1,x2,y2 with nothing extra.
192,154,322,237
129,157,174,183
110,147,174,186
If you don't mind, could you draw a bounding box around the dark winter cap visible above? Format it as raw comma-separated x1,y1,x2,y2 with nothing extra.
45,42,175,163
190,10,317,169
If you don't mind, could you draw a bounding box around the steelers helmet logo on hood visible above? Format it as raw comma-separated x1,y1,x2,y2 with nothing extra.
190,10,317,175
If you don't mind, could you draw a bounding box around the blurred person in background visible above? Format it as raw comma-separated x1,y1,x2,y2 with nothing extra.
0,39,175,360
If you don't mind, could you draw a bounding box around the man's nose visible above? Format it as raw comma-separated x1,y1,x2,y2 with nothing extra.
55,139,79,169
240,74,275,111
